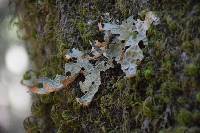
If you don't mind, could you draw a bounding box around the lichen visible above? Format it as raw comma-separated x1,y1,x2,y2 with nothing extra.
64,48,113,106
23,12,159,105
101,11,159,77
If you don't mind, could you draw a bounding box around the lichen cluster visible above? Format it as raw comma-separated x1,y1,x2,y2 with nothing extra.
101,11,159,77
64,48,113,106
14,0,200,133
21,11,159,107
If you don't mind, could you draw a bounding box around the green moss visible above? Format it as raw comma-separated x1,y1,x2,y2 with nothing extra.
177,109,193,126
147,25,157,37
182,41,193,53
56,120,81,133
62,110,73,121
160,96,171,104
115,79,126,90
175,126,188,133
177,97,189,105
165,15,177,31
188,127,200,133
133,100,154,119
76,22,87,33
158,128,173,133
75,20,95,48
184,64,199,77
144,67,154,80
196,92,200,103
39,94,53,104
162,60,172,72
160,81,181,96
23,117,40,133
192,111,200,124
23,71,32,80
31,101,45,117
138,10,147,21
50,104,63,127
116,0,130,17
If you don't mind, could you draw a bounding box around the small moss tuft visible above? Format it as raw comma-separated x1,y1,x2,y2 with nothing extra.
115,79,126,90
62,110,73,121
184,64,199,77
144,67,154,80
196,92,200,103
177,109,193,126
175,126,188,133
23,71,32,80
165,15,177,31
31,101,45,117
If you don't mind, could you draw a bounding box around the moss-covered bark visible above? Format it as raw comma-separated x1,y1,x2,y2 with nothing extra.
14,0,200,132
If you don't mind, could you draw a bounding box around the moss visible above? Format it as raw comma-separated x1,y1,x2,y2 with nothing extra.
115,79,126,90
160,81,181,96
177,97,189,105
116,0,130,17
158,128,173,133
192,111,200,125
75,21,94,47
138,10,147,21
162,60,172,72
31,101,45,117
56,120,81,133
144,67,154,80
133,100,154,119
165,15,177,31
174,126,188,133
39,94,53,104
61,110,73,121
195,92,200,103
50,104,63,127
177,109,193,126
147,25,157,38
184,64,199,77
188,127,200,133
182,41,193,53
23,72,31,80
23,117,40,133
